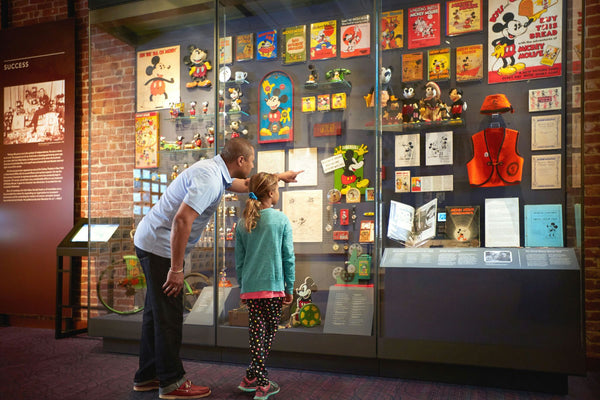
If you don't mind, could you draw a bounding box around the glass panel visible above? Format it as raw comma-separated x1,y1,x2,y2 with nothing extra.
216,0,378,353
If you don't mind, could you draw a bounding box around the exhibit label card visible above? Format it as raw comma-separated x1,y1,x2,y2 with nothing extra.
485,197,520,247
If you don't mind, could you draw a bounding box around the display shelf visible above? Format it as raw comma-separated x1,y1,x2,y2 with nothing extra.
304,80,352,91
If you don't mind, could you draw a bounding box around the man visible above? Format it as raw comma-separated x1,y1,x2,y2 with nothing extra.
133,137,301,399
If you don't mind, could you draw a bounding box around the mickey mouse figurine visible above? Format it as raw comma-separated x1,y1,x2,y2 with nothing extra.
183,45,212,88
448,88,467,120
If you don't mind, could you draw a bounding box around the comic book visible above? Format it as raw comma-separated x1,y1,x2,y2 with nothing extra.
340,15,370,58
310,20,337,60
282,25,307,64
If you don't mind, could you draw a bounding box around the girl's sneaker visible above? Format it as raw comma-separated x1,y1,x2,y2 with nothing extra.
238,376,258,392
253,381,280,400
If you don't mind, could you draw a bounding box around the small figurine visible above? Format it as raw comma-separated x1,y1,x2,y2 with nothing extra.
218,90,225,114
385,96,402,124
364,67,393,109
193,132,203,148
228,120,248,138
401,85,419,123
171,165,179,181
176,135,184,149
448,88,467,120
306,64,318,85
169,102,179,119
325,68,351,82
206,126,215,147
189,101,197,117
183,45,212,88
228,87,243,113
201,101,209,114
420,81,445,122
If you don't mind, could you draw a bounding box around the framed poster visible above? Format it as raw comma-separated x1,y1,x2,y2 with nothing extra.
340,15,371,58
487,0,562,84
402,52,423,82
427,48,450,81
219,36,233,65
257,29,278,60
258,71,293,143
381,9,404,50
407,3,441,49
446,0,482,36
135,112,159,168
456,44,483,81
136,45,180,112
282,25,307,65
236,33,254,62
310,20,337,60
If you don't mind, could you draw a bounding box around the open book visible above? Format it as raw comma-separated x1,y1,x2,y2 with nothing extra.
387,198,438,246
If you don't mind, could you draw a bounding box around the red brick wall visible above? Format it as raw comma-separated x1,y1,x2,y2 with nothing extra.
585,1,600,360
1,0,599,360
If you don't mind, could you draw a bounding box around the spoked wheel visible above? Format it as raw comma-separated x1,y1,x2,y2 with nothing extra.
183,272,212,311
97,262,146,315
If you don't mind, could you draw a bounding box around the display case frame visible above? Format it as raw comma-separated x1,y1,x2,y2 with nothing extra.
86,0,585,389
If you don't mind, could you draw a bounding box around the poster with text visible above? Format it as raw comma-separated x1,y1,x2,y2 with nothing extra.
488,0,562,84
381,9,404,50
407,3,441,49
257,29,278,60
136,45,180,112
456,44,484,81
427,48,450,81
219,36,233,65
135,112,159,168
340,15,371,58
282,25,307,65
236,33,254,62
446,0,482,36
310,20,337,60
402,52,424,82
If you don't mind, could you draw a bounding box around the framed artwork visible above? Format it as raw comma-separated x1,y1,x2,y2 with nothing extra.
402,52,423,82
236,33,254,62
456,44,483,81
407,3,441,49
257,29,278,60
219,36,233,64
340,15,371,58
258,71,294,143
282,25,307,65
487,0,562,84
381,9,404,50
135,112,159,168
310,20,337,60
446,0,482,36
136,45,180,112
427,48,450,81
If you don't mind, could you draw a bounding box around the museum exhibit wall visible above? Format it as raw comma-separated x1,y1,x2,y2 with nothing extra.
0,0,599,361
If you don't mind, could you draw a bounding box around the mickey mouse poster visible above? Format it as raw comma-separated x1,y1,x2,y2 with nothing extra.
136,45,180,111
487,0,562,84
258,71,294,143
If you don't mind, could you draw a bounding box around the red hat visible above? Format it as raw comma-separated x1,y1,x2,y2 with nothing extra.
480,94,514,114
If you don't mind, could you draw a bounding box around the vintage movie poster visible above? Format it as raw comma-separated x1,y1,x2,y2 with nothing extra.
488,0,562,84
282,25,307,65
236,33,254,62
310,20,337,60
135,112,159,168
427,48,450,81
257,29,278,60
340,15,371,58
407,3,441,49
381,9,404,50
456,44,483,81
136,45,180,112
219,36,233,65
402,52,424,82
446,0,482,36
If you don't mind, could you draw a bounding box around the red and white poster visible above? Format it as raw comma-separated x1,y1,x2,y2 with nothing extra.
488,0,562,84
407,3,441,49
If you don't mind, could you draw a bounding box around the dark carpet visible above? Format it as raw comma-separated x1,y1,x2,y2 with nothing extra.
1,326,599,400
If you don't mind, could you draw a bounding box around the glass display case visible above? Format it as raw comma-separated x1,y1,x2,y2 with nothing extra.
86,0,584,383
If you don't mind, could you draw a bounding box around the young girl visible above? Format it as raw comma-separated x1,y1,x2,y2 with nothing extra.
235,172,295,400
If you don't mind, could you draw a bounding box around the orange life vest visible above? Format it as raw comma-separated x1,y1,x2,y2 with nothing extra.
466,128,523,187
